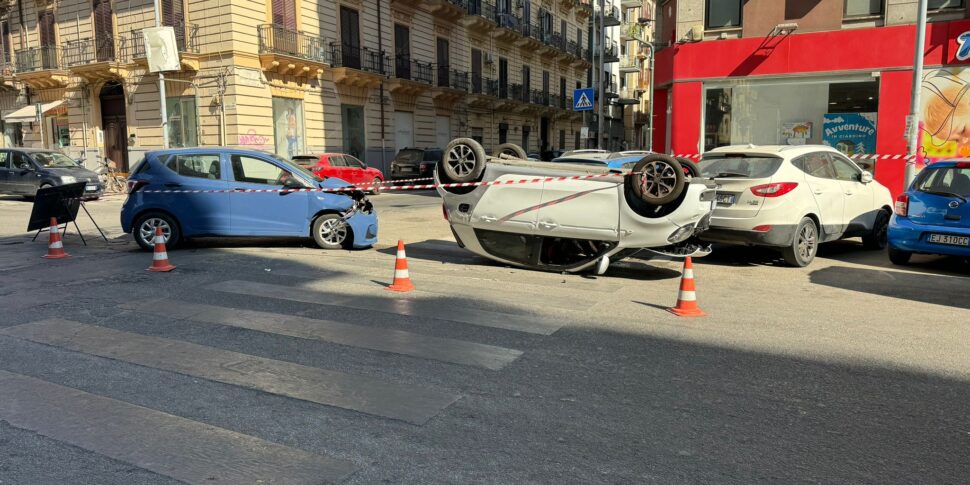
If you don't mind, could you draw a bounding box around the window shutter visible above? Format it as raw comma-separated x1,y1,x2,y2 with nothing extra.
272,0,297,30
1,22,10,63
39,10,56,47
162,0,185,27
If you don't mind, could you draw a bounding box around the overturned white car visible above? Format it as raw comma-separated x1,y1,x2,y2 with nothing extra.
435,138,717,274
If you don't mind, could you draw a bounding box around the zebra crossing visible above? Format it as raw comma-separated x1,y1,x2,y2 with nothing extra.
0,273,570,483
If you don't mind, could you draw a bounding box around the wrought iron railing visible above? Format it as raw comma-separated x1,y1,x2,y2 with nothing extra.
471,72,483,94
331,43,387,74
14,46,61,72
618,55,639,70
62,36,125,66
510,83,527,102
394,57,434,84
467,0,496,21
257,24,329,64
127,22,199,59
495,10,520,29
448,69,469,91
531,89,547,105
484,78,499,96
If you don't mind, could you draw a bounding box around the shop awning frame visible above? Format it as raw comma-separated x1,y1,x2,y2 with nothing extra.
2,100,66,123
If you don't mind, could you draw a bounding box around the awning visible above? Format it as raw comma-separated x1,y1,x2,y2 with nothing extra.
2,100,66,123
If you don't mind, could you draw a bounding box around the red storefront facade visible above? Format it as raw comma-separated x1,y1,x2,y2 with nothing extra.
652,18,970,196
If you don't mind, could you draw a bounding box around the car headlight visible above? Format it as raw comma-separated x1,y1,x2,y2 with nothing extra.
667,223,695,243
60,176,77,184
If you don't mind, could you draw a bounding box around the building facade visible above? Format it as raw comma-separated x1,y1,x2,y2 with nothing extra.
652,0,970,195
0,0,653,174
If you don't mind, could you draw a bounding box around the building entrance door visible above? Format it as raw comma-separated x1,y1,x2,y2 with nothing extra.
99,82,129,171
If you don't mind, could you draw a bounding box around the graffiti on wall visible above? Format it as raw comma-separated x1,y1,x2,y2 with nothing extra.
239,129,270,150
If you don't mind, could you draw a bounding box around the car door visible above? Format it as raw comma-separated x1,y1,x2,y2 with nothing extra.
228,153,310,236
792,152,844,239
10,151,40,195
535,178,620,240
830,153,876,234
328,155,350,183
344,155,368,185
156,152,231,235
0,151,10,193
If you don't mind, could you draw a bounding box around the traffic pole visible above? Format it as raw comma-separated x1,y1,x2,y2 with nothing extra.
905,0,928,188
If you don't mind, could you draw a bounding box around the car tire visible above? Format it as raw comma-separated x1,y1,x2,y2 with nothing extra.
781,217,819,267
676,157,700,177
888,247,912,265
628,154,685,206
133,211,180,251
369,177,382,195
312,214,351,250
862,209,890,250
441,138,487,183
492,143,528,160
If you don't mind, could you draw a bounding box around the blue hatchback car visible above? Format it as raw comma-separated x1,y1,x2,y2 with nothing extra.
121,148,378,251
888,160,970,264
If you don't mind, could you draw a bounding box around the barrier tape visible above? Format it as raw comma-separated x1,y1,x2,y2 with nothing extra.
670,153,918,160
379,176,434,184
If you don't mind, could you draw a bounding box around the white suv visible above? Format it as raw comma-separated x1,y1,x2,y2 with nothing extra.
697,145,893,267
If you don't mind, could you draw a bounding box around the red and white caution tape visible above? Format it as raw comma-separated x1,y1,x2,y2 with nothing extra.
670,153,917,160
379,176,434,184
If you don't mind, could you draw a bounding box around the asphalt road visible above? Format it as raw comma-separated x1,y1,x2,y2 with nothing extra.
0,191,968,484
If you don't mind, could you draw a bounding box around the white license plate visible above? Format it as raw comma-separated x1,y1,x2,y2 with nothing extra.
928,234,970,246
715,193,736,204
85,185,97,191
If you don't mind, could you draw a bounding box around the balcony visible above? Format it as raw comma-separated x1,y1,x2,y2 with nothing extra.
618,54,640,73
62,36,128,82
13,46,69,88
467,76,497,108
0,61,14,89
620,22,647,42
427,0,466,22
603,4,621,26
515,19,543,51
510,83,528,103
330,43,387,104
576,0,593,19
387,57,434,111
462,0,496,32
560,0,577,10
604,81,618,99
128,22,200,71
594,40,619,63
257,24,328,77
432,66,468,114
493,11,521,43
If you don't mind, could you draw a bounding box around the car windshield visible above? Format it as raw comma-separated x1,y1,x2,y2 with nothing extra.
916,165,970,198
396,149,423,163
551,157,607,166
291,156,318,167
31,152,78,168
269,154,323,182
698,155,784,178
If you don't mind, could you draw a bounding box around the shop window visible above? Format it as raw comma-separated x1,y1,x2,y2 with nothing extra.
827,82,879,113
929,0,963,10
705,0,741,29
341,104,365,159
704,88,732,151
167,96,198,148
844,0,882,17
273,97,305,160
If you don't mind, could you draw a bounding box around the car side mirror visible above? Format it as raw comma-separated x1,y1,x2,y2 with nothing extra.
860,171,873,184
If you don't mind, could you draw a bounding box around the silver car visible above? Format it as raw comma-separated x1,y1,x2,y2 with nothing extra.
435,139,717,274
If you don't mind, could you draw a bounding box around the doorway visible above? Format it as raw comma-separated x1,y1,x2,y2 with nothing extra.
540,117,549,158
99,81,129,171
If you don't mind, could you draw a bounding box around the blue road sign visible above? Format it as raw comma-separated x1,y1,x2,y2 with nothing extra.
573,88,594,111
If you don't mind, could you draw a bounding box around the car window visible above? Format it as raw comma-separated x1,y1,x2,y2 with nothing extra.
31,152,76,168
231,154,295,186
917,166,970,197
11,152,34,170
291,156,318,168
329,156,347,167
792,152,836,179
396,149,423,163
130,157,148,175
345,156,365,168
698,155,783,178
164,154,221,180
423,150,442,162
831,155,862,182
0,152,9,169
551,157,607,166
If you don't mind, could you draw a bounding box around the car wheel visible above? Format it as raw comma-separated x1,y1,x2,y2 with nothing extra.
862,209,890,250
492,143,528,160
781,217,818,267
312,214,350,250
441,138,487,183
676,157,700,177
888,247,912,265
628,155,685,206
133,212,180,251
369,177,382,195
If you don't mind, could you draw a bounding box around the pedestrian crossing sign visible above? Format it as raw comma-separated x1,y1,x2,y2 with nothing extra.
573,88,594,111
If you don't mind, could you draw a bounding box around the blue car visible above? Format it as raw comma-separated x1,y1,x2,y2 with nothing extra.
121,148,378,251
888,160,970,264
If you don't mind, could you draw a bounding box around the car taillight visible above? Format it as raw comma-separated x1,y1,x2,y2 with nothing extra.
955,162,970,168
442,203,449,221
750,182,798,197
895,193,909,217
127,180,147,193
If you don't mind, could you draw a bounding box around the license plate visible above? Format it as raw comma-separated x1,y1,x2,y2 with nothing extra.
928,234,970,246
401,167,415,172
715,193,736,204
85,185,97,191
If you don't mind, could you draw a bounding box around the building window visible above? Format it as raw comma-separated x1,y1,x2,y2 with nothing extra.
167,96,198,148
0,21,9,63
394,24,411,79
272,0,297,29
705,0,742,29
574,130,580,150
341,104,365,159
471,127,483,145
499,123,508,144
929,0,963,10
844,0,882,17
437,38,450,87
522,126,530,151
272,97,305,159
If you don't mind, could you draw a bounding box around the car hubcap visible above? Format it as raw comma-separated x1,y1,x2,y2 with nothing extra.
139,218,171,246
797,223,817,261
319,218,348,245
447,144,477,177
638,161,678,198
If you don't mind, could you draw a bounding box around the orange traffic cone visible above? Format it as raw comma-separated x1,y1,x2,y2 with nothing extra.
385,240,415,292
42,217,70,259
146,226,176,272
668,256,705,317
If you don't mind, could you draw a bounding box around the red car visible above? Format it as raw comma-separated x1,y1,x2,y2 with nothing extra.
292,153,384,194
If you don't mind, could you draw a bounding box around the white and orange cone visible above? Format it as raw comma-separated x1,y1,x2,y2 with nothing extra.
668,256,705,317
385,240,415,292
42,217,70,259
146,226,176,272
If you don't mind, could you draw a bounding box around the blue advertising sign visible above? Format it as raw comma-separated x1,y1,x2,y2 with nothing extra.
822,113,877,157
573,88,594,111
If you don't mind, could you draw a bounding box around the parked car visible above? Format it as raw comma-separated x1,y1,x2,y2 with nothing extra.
121,148,377,251
292,153,384,194
888,160,970,264
696,145,893,267
0,148,102,199
435,139,716,274
390,147,443,180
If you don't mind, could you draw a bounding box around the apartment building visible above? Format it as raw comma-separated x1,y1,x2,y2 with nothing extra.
612,0,653,149
653,0,970,194
0,0,609,173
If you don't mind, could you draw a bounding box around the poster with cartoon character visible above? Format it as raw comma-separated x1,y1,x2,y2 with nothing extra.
272,98,305,160
920,68,970,159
